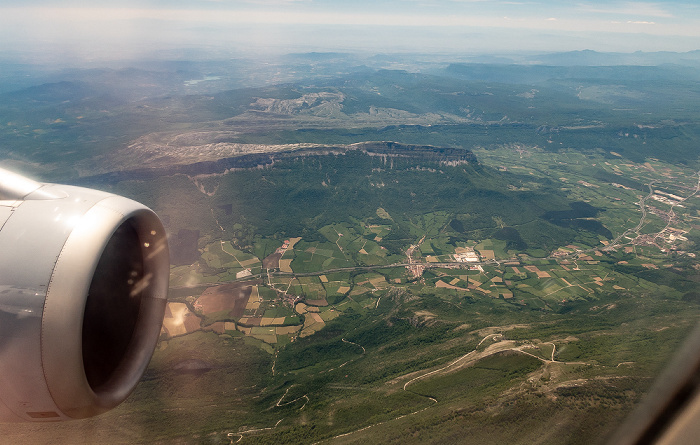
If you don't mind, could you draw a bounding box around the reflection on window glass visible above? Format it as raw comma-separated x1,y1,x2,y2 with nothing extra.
1,1,700,443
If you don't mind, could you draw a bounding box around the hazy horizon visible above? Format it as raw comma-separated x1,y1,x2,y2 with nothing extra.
2,1,700,65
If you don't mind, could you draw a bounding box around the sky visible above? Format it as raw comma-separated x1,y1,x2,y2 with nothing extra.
1,1,700,62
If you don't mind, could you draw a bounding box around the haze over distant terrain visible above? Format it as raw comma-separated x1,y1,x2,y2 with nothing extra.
2,0,700,63
2,2,700,444
1,45,699,443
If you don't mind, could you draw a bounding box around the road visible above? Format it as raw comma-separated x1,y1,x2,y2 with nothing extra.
173,170,700,292
606,181,656,250
653,169,700,244
169,257,515,290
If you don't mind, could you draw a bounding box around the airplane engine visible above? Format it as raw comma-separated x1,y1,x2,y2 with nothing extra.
0,168,169,422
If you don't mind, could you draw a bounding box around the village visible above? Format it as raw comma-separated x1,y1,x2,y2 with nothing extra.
160,226,673,349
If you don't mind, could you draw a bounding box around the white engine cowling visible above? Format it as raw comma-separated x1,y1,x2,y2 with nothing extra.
0,168,169,422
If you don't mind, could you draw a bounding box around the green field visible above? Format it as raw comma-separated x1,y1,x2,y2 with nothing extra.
3,55,700,444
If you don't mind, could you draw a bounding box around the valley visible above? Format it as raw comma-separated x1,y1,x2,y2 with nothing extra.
2,52,700,444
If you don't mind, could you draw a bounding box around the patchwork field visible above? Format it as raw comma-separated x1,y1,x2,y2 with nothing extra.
195,280,260,319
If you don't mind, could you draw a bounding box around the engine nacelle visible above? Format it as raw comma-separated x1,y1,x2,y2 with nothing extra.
0,168,169,422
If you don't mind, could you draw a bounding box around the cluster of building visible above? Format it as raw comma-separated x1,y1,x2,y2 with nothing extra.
452,248,480,263
631,226,690,254
652,191,686,207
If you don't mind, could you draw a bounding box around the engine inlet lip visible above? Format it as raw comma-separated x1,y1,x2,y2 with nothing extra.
41,197,168,419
